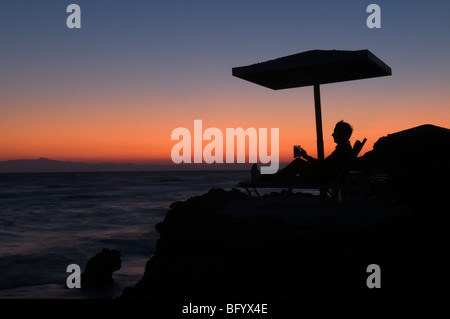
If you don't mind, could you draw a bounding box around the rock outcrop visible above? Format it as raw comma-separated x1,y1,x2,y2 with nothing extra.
81,248,122,287
359,124,450,203
121,189,450,298
121,125,450,299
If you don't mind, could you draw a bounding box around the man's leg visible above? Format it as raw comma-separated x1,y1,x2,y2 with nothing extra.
276,158,310,177
252,159,316,182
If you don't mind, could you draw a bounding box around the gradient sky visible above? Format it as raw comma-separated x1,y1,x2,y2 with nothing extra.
1,0,449,167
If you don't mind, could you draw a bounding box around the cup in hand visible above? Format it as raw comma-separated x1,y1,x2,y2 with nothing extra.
293,145,302,158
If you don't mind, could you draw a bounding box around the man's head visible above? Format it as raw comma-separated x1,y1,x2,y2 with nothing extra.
332,120,353,144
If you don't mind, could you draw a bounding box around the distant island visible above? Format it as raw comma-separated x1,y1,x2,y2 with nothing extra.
0,158,251,173
2,124,449,174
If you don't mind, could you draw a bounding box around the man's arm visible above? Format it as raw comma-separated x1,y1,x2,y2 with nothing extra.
300,149,318,164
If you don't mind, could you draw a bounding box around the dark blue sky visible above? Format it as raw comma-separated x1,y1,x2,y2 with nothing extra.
1,0,449,162
2,0,448,92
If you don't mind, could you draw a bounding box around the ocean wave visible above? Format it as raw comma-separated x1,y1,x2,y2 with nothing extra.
0,170,247,298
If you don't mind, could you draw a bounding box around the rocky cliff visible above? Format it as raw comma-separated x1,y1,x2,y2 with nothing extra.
121,125,450,299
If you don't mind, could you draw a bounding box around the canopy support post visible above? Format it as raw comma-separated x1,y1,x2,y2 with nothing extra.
313,84,325,161
313,84,326,203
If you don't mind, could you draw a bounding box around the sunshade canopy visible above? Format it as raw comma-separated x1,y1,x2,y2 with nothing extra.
232,49,391,90
232,49,391,202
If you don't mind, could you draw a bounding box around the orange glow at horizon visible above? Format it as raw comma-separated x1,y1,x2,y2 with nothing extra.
1,84,449,166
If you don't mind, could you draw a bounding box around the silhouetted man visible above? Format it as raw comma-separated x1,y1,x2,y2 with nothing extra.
252,120,353,183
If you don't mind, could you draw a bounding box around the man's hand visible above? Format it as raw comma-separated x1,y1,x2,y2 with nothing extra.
300,148,308,158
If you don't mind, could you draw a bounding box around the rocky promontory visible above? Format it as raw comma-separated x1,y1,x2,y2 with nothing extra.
121,125,450,299
122,189,449,298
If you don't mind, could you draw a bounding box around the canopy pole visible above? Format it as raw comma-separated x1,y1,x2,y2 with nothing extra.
313,84,325,161
313,84,326,203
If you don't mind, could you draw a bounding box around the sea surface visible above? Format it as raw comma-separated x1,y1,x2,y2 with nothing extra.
0,170,250,299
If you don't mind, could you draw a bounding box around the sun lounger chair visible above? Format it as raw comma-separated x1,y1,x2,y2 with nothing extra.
238,138,369,203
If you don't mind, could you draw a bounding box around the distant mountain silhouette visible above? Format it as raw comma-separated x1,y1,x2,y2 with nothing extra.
2,124,449,175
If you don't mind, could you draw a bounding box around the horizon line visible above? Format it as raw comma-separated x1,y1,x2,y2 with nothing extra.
0,157,290,174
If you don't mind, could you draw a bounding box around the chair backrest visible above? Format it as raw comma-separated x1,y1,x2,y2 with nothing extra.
351,138,367,159
331,138,367,185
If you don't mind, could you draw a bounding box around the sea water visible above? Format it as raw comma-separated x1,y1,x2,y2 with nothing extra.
0,170,249,299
